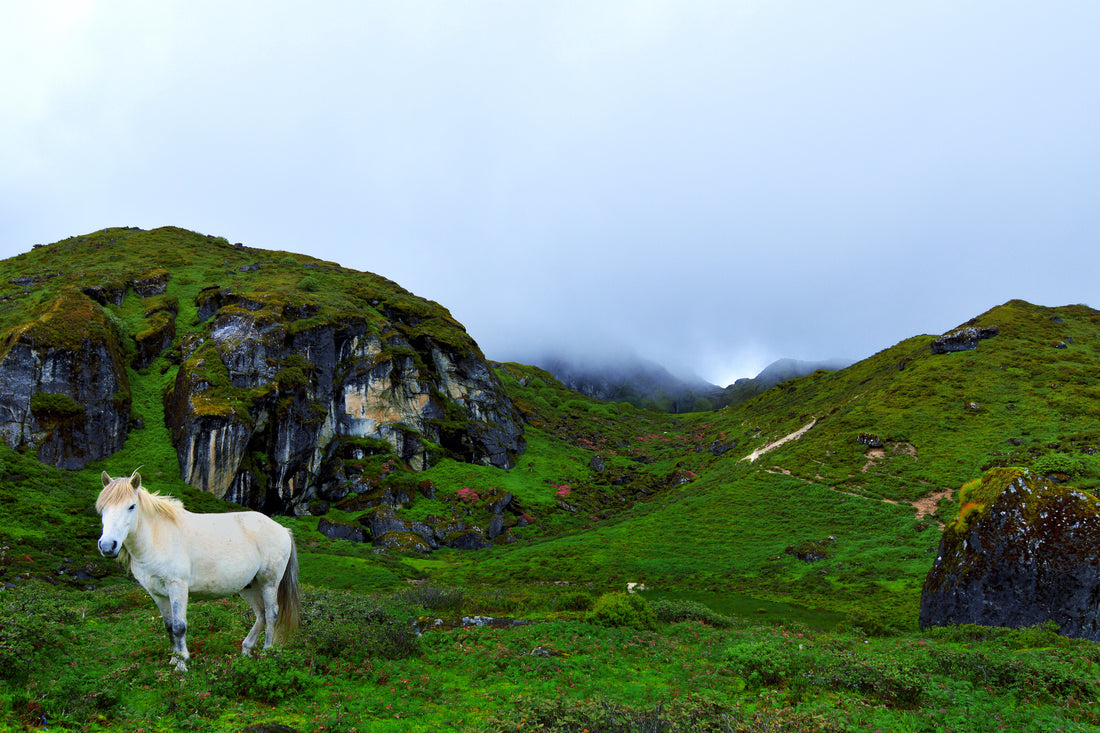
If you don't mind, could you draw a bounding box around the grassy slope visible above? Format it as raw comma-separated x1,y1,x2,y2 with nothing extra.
2,230,1099,730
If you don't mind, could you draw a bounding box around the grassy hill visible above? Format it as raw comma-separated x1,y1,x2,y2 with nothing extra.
0,230,1098,730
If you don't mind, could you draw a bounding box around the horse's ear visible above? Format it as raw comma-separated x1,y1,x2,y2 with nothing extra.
130,471,141,489
101,471,111,487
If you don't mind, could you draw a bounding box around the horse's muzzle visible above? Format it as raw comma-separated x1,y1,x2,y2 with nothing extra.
98,538,119,557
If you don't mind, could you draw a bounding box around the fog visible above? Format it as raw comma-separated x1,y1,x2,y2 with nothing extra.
3,2,1098,386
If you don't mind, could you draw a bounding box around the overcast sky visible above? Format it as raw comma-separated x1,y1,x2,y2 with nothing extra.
3,2,1098,387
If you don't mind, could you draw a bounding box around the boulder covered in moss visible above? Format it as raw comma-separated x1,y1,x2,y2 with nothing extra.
0,289,130,469
919,467,1100,640
930,325,999,354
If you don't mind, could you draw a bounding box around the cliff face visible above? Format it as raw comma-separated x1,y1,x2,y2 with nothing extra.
920,467,1100,640
165,288,525,513
0,289,130,469
0,227,525,513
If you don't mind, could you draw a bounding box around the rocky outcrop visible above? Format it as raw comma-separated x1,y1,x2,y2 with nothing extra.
930,326,999,354
919,468,1100,640
165,289,525,512
0,289,130,469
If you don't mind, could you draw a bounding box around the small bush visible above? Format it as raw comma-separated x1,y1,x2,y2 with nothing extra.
722,639,807,688
0,584,80,681
651,598,735,628
555,590,595,612
400,583,466,611
586,592,656,630
216,648,314,703
298,275,323,293
296,589,419,663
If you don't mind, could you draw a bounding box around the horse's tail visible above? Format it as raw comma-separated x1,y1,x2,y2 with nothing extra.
275,535,300,643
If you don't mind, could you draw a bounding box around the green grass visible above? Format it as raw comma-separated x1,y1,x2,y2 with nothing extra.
2,232,1100,730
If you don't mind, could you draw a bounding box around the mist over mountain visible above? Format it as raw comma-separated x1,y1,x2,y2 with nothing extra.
534,353,721,413
535,353,851,413
720,357,855,406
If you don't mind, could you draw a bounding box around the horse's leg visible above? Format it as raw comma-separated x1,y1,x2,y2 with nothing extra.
165,581,191,672
239,587,265,656
149,593,177,663
261,581,280,648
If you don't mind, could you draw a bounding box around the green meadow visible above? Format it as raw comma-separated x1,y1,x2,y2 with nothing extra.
1,230,1099,730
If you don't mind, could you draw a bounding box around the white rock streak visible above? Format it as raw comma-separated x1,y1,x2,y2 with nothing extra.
741,419,816,463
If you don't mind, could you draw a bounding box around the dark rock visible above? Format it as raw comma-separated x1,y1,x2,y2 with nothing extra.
131,269,169,297
372,531,431,554
407,521,440,549
0,290,130,469
133,311,176,369
919,468,1100,641
930,326,999,354
418,479,437,499
589,454,606,472
785,538,834,563
488,492,513,515
360,505,410,537
1052,341,1068,349
487,513,505,539
709,440,737,456
82,284,127,306
317,518,368,543
856,433,884,449
444,528,492,550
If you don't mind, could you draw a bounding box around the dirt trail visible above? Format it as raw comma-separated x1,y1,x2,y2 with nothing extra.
741,420,816,463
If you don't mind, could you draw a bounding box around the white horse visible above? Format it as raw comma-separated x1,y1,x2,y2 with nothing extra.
96,470,300,671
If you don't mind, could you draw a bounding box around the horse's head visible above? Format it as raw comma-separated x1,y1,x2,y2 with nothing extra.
96,470,142,558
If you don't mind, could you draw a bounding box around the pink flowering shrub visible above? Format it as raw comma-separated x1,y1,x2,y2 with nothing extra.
554,484,572,498
456,487,480,504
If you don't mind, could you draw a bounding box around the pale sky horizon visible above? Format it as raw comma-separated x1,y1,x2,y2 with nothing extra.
3,2,1098,387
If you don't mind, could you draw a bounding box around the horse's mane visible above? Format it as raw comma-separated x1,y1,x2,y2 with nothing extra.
96,477,184,522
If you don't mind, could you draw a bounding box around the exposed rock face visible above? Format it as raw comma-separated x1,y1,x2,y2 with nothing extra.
0,290,130,469
919,468,1100,640
165,289,525,512
930,326,999,354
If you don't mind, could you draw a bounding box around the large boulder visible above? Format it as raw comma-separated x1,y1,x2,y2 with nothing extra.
919,467,1100,640
165,290,525,512
930,325,999,354
0,289,130,469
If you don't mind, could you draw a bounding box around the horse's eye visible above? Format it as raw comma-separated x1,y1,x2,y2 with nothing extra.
128,503,136,511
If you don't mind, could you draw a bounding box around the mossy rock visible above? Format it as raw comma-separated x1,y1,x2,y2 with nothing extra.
29,392,85,419
921,467,1100,640
372,531,432,554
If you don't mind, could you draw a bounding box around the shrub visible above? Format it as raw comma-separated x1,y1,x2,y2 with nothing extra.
0,584,80,681
722,639,807,688
216,648,314,703
295,589,420,664
298,275,323,292
586,592,656,630
555,590,595,612
400,583,466,611
650,598,735,628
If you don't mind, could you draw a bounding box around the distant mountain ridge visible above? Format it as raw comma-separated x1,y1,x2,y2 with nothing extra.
537,354,850,412
720,357,854,406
